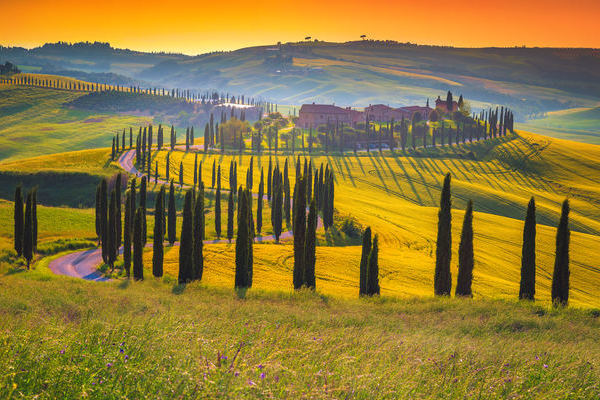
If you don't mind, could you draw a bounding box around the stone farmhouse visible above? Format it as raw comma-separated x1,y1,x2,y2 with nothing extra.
297,102,432,129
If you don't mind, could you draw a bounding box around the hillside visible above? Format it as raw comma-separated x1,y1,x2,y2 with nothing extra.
518,107,600,144
3,41,600,118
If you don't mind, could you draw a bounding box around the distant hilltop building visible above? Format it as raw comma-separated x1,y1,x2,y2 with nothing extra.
297,103,364,129
297,101,432,129
435,96,458,113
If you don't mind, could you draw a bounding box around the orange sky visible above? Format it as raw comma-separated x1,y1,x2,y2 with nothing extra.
1,0,599,54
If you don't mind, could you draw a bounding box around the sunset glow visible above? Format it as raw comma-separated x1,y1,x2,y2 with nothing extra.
1,0,599,54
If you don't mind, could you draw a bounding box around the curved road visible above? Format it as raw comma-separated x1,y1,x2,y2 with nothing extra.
49,149,320,280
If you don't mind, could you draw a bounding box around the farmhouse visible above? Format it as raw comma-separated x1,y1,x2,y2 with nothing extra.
296,103,363,129
297,102,432,129
435,96,459,112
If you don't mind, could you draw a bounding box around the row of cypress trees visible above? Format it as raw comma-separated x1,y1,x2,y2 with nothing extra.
13,185,38,269
434,173,572,305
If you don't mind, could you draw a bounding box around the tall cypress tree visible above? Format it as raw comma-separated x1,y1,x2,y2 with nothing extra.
284,160,291,225
359,227,372,296
235,189,251,288
115,174,122,250
168,180,177,245
552,199,570,306
455,200,474,297
95,183,101,242
366,234,380,296
132,207,144,280
304,198,317,289
211,160,216,188
519,197,536,300
123,189,132,277
179,162,184,187
193,154,198,187
100,178,108,264
293,176,307,289
227,191,235,242
140,176,147,245
178,190,194,284
257,169,264,233
267,157,272,201
193,184,205,280
107,189,118,270
435,173,452,296
271,169,283,242
215,180,222,238
14,185,24,256
32,188,37,253
153,186,164,278
23,191,33,269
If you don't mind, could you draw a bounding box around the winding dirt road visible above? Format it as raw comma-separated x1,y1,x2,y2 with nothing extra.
49,149,318,280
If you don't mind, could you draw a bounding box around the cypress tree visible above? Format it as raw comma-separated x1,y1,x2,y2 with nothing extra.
455,200,474,297
193,184,204,280
257,169,264,233
95,183,101,242
100,178,108,264
178,189,194,284
32,188,37,253
211,160,216,188
246,188,254,287
359,227,372,296
198,161,203,186
132,207,144,280
552,199,570,306
140,176,147,245
293,176,307,289
304,198,317,289
519,197,536,300
215,180,222,238
193,154,198,187
366,234,380,296
152,186,164,278
115,174,122,250
235,189,251,288
168,180,177,245
23,191,33,269
284,159,291,224
267,157,272,200
435,173,452,296
14,185,23,256
248,156,253,189
123,189,132,277
179,162,184,187
271,169,283,242
227,191,235,242
107,189,118,270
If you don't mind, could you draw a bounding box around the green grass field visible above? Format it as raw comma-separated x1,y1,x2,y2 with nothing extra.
518,107,600,145
0,84,151,162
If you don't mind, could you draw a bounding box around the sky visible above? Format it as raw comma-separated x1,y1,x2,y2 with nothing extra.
1,0,599,54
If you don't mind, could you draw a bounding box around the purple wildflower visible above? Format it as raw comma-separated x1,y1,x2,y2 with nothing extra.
234,371,240,377
260,372,266,379
257,364,264,369
543,364,548,368
107,363,112,368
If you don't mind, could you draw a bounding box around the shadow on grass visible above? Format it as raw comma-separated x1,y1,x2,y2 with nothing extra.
117,279,131,289
235,287,248,299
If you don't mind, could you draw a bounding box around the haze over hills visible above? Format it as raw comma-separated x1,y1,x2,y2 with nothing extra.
2,41,600,121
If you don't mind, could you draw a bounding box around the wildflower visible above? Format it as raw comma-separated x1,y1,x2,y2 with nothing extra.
274,375,279,383
60,350,65,354
260,372,266,379
234,371,240,377
119,348,124,353
248,380,255,386
107,363,113,368
221,355,228,360
257,364,264,369
543,364,548,368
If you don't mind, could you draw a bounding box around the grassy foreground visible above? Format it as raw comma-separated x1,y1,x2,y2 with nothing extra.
1,265,599,399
